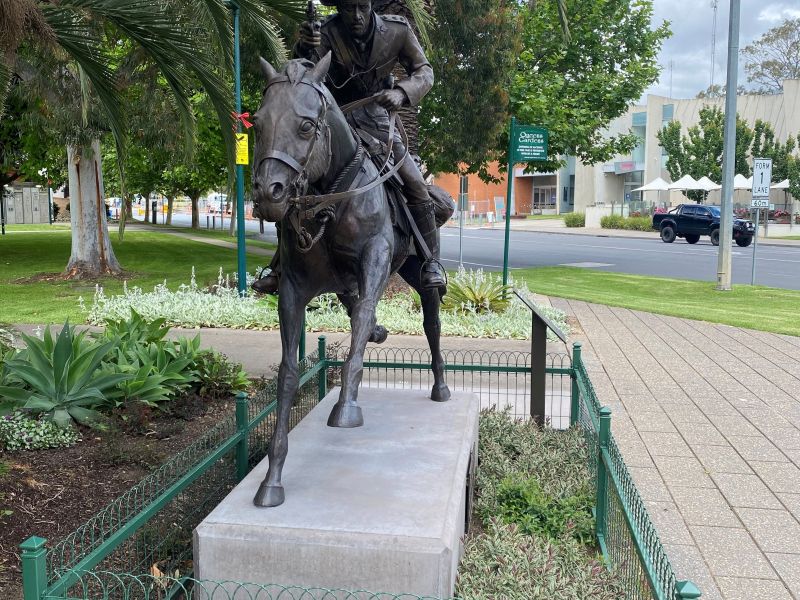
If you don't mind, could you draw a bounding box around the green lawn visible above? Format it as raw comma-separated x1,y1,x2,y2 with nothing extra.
775,236,800,241
515,267,800,337
4,224,71,231
0,230,268,324
134,223,277,251
526,214,563,220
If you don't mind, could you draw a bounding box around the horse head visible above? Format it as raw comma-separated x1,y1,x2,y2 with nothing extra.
251,54,334,222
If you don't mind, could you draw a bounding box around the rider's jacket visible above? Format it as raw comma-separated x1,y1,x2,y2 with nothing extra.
294,12,433,141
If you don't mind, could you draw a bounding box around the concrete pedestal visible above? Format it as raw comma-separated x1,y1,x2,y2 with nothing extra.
194,387,479,599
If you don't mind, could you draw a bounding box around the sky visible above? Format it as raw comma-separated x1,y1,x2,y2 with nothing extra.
643,0,800,100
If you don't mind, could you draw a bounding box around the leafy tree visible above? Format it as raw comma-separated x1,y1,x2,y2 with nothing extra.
657,106,755,201
750,120,798,182
418,0,520,180
695,83,748,99
1,0,302,278
509,0,670,175
741,18,800,94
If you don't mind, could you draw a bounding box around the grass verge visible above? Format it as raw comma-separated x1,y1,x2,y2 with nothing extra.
526,214,563,220
515,266,800,336
0,230,267,324
131,222,277,251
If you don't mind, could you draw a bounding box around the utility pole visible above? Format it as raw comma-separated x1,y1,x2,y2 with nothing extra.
716,0,740,291
710,0,719,89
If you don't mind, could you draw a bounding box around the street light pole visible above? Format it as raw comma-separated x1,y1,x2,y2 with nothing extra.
716,0,741,291
229,0,248,296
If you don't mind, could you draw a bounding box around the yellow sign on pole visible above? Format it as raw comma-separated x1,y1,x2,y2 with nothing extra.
235,133,249,165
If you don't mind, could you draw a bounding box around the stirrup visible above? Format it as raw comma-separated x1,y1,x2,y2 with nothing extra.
252,267,279,295
420,259,446,289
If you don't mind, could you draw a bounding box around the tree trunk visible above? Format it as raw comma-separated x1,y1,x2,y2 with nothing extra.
66,140,122,278
191,194,200,229
125,195,133,221
167,195,174,225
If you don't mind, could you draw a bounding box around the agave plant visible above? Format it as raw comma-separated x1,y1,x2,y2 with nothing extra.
441,269,512,315
3,324,129,427
99,308,170,348
108,341,195,408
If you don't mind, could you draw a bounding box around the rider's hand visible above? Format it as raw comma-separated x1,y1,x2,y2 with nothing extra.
299,22,321,48
376,88,407,110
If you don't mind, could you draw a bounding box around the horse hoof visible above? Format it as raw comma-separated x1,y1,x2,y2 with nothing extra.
253,483,285,507
327,403,364,428
431,383,451,402
370,325,388,344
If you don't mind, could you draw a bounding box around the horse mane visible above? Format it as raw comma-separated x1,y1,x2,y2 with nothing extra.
286,59,314,86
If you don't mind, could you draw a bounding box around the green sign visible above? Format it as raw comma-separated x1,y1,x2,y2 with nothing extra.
512,125,548,163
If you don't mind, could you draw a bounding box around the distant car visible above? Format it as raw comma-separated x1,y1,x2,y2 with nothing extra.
652,204,755,247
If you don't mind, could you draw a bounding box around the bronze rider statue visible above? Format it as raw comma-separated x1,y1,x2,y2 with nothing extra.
251,0,446,294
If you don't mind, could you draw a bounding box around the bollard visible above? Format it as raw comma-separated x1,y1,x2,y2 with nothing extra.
21,536,47,600
318,336,328,401
206,215,210,229
570,342,582,427
235,392,250,482
595,407,612,545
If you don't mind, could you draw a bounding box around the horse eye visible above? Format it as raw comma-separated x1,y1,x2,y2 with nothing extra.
300,121,314,133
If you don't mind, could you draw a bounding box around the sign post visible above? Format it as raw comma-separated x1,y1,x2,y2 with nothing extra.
459,176,468,269
751,157,772,285
503,119,549,290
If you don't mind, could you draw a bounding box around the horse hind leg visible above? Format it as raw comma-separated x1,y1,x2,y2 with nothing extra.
399,257,450,402
337,293,388,344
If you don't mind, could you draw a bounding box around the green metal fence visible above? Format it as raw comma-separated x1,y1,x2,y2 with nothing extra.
20,337,700,600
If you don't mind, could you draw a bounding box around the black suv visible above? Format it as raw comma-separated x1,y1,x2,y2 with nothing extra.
652,204,755,247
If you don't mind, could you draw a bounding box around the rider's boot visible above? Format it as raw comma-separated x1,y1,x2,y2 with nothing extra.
252,253,281,295
408,203,446,290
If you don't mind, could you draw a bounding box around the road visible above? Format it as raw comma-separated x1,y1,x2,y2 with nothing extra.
440,228,800,290
152,214,800,290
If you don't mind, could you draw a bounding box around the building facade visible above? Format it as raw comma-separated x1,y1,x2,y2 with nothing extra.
432,79,799,217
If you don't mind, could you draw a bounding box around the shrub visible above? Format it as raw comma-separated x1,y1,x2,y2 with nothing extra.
496,477,595,546
564,212,585,227
191,350,249,399
456,520,625,600
475,410,593,526
622,216,653,231
600,214,624,229
441,268,511,314
0,412,81,451
3,324,129,427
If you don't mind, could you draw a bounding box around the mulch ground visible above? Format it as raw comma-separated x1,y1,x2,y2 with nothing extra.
0,394,233,599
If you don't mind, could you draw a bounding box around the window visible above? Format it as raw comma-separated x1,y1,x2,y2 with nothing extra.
682,205,697,216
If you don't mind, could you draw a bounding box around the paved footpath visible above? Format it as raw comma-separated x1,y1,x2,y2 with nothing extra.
551,299,800,600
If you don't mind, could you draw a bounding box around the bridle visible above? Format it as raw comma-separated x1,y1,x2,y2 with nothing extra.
256,73,409,252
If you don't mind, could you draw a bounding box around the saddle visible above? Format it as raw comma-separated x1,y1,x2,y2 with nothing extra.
353,126,455,236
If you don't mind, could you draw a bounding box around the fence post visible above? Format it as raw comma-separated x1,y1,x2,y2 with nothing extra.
570,342,582,427
676,580,702,599
318,335,328,401
595,406,612,546
21,536,47,600
235,392,250,482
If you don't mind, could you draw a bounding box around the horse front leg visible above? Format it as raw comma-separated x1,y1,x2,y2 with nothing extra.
254,284,307,507
328,240,392,427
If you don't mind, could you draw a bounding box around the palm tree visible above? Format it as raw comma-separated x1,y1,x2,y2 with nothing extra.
0,0,302,278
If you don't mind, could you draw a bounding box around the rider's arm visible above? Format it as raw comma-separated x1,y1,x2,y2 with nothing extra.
293,23,333,61
395,25,434,107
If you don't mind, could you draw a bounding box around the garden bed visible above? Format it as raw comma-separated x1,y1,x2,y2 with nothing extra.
0,393,236,598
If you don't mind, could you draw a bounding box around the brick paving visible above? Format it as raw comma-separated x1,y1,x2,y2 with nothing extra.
552,299,800,599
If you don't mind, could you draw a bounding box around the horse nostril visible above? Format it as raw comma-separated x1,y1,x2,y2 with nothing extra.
270,182,285,200
254,180,261,190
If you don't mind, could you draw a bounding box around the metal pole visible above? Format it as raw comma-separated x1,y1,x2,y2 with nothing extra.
503,117,516,290
531,313,546,426
751,208,760,285
458,193,464,269
47,186,52,225
716,0,741,291
235,392,249,481
299,310,307,361
21,536,48,600
232,0,247,296
1,190,6,235
318,336,328,400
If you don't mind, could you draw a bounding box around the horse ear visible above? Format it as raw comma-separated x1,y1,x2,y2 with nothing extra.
259,57,278,82
307,52,332,83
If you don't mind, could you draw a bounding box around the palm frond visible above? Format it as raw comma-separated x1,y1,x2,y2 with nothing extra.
556,0,570,43
41,4,126,151
404,0,433,48
0,61,10,121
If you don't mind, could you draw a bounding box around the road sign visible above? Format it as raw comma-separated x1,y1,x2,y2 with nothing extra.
512,126,548,163
752,158,772,198
751,197,769,208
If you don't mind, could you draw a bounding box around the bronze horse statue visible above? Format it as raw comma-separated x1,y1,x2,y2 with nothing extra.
250,54,452,507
